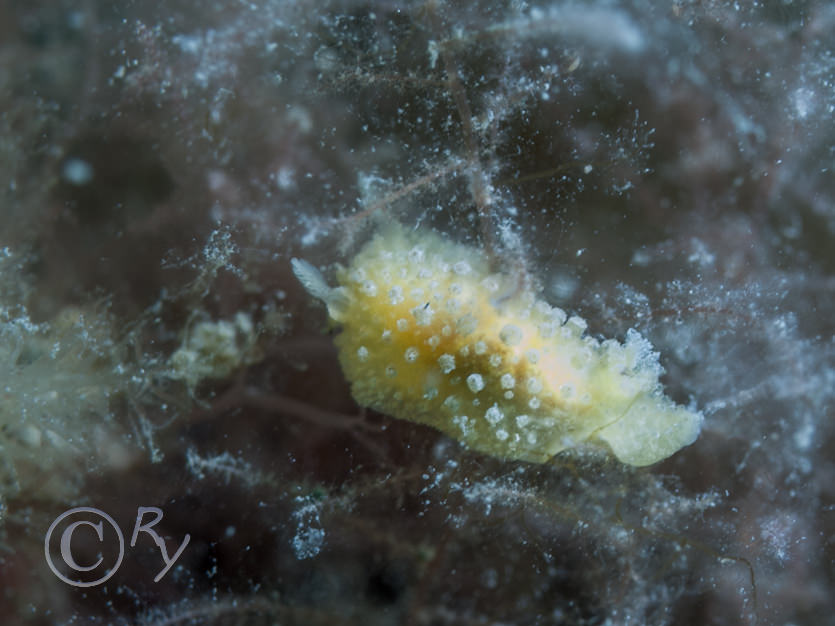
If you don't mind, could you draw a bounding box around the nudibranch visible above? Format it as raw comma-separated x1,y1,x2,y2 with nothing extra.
292,224,702,466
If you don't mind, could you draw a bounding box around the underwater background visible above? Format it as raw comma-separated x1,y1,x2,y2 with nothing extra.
0,1,833,624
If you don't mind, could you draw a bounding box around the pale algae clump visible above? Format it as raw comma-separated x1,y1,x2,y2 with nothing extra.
0,304,135,502
293,225,702,466
168,312,260,388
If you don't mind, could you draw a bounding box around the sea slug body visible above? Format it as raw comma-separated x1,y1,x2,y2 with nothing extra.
292,224,702,466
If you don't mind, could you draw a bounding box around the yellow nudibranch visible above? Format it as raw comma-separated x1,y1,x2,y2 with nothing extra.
292,224,702,466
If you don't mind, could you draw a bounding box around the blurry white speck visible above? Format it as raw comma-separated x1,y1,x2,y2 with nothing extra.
62,158,94,185
207,169,229,192
632,248,651,266
287,106,313,133
793,421,814,450
552,272,579,300
612,181,634,193
314,46,339,72
172,34,201,54
276,166,296,190
792,87,814,119
544,7,646,53
481,568,499,589
686,238,716,267
298,215,330,247
66,11,85,29
427,40,439,69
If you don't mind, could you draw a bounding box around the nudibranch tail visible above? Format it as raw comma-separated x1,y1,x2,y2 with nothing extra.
595,394,703,467
293,224,702,467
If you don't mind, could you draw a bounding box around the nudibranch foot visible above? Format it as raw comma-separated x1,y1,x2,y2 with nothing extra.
292,224,702,467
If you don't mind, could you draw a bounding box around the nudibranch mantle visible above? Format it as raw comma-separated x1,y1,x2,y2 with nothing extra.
292,225,702,467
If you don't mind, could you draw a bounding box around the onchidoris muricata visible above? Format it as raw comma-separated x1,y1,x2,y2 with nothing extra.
292,224,702,466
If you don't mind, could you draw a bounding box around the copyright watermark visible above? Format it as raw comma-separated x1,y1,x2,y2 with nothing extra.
44,506,190,587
